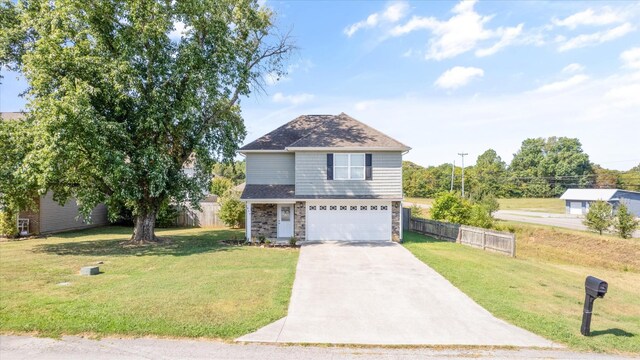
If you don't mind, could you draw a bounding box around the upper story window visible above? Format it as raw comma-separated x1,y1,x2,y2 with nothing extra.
334,153,365,180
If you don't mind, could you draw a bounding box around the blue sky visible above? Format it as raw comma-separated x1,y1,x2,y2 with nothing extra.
2,0,639,170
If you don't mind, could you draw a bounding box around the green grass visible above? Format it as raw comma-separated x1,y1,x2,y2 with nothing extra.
404,197,434,206
405,197,565,214
0,226,299,339
403,231,640,354
497,198,565,213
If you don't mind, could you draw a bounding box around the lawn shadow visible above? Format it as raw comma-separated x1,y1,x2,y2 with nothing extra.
33,228,244,257
590,328,635,337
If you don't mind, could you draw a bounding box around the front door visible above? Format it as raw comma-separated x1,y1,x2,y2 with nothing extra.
277,204,294,238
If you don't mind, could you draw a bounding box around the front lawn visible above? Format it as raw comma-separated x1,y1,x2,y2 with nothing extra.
403,231,640,354
0,226,298,339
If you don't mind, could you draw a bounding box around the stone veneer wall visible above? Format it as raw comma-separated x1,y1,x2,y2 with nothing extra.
294,201,306,241
392,201,401,242
251,204,277,239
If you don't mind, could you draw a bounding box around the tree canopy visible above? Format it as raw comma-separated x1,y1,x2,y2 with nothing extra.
401,136,622,199
1,0,292,242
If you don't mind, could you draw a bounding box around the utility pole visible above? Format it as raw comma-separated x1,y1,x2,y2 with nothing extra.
458,152,468,197
450,160,455,191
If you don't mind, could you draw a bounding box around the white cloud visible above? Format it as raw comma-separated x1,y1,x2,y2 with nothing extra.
534,74,589,93
243,72,640,171
562,63,586,74
264,72,286,86
557,23,635,52
344,1,409,37
435,66,484,90
390,0,523,60
553,8,624,29
263,59,314,86
475,24,524,57
604,83,640,108
621,47,640,69
272,92,315,105
355,100,377,111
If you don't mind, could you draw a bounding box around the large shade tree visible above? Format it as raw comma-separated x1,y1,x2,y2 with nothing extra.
2,0,292,242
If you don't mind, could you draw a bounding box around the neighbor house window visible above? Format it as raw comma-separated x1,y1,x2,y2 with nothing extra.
334,153,365,180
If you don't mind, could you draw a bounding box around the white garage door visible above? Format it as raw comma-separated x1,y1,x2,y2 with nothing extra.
306,202,392,241
569,201,583,215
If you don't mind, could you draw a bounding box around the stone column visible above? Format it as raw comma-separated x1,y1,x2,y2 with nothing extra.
294,201,306,241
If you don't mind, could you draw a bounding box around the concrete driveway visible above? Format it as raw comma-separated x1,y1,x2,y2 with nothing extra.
238,241,556,347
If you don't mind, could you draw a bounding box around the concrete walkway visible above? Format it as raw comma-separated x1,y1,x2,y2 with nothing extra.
238,241,556,347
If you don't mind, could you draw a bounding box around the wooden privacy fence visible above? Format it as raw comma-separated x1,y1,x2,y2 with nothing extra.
457,225,516,257
176,202,225,227
405,210,516,257
408,218,460,242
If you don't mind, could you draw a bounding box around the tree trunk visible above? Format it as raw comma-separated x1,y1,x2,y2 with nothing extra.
130,211,159,243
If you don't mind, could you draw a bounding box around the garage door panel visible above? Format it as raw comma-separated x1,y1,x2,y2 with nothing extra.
307,202,391,241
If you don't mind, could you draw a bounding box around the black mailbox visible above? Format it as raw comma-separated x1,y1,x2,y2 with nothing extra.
585,276,608,298
581,276,608,336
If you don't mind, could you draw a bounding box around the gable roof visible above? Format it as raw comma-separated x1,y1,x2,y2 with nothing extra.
239,113,410,152
560,189,620,201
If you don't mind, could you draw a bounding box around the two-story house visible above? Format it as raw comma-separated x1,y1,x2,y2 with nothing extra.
239,113,410,242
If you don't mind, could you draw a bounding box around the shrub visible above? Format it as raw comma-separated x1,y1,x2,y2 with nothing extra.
613,203,639,239
469,204,494,228
289,236,297,246
219,192,245,228
476,193,500,214
210,177,234,197
410,204,424,218
431,192,472,224
583,200,613,235
0,210,18,238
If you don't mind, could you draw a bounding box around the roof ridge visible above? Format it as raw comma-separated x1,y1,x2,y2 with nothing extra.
336,112,411,150
286,114,336,148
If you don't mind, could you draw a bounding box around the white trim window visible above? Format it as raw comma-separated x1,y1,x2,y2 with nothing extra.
334,153,365,180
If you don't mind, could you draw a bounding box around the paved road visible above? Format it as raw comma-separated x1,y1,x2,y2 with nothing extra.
238,241,555,346
404,202,640,238
493,210,640,238
0,335,631,360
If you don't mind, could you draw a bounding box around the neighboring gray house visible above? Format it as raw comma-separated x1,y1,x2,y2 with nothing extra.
1,112,109,236
560,189,640,216
16,192,109,235
239,113,410,242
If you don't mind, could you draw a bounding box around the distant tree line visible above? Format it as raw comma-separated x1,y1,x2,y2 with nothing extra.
404,137,640,199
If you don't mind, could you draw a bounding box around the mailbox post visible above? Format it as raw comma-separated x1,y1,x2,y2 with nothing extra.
581,276,608,336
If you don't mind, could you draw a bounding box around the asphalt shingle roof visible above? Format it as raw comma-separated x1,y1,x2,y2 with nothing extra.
239,113,410,151
240,184,400,200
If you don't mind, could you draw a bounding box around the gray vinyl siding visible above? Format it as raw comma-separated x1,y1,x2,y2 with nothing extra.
295,152,402,197
617,190,640,217
39,192,109,233
246,153,295,185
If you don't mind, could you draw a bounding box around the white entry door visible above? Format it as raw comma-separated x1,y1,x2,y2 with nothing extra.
277,204,294,238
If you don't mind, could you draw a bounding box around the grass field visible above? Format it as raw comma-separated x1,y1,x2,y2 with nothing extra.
0,226,298,339
497,198,566,213
403,230,640,354
404,197,566,214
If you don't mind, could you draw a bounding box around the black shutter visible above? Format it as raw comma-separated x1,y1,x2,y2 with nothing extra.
327,153,333,180
365,153,372,180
